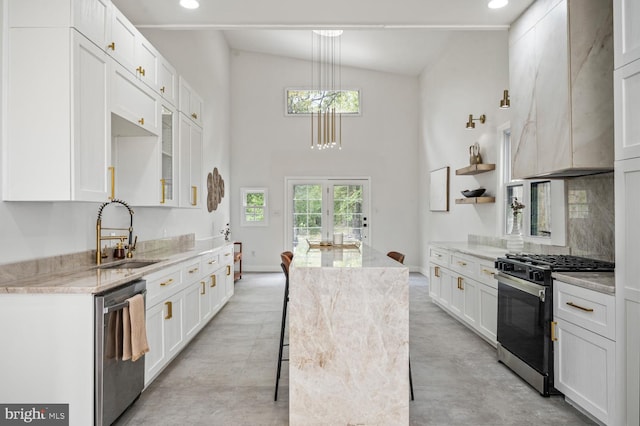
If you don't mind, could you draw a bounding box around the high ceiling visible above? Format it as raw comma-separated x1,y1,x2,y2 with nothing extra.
111,0,535,76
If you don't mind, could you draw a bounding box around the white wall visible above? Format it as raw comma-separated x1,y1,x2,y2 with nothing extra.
230,51,420,271
418,31,510,272
0,22,231,264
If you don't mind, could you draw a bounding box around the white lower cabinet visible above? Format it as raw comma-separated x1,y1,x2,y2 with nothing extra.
477,283,498,343
145,290,185,384
553,280,616,425
144,245,234,386
428,246,498,346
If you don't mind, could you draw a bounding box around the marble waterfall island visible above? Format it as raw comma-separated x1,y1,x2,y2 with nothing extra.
289,245,409,425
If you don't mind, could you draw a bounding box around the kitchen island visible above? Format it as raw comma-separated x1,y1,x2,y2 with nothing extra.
289,244,409,425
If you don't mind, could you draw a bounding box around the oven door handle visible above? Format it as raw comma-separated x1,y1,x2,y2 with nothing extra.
496,272,546,302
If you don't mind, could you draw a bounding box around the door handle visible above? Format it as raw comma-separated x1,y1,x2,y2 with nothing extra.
164,301,173,319
551,321,558,341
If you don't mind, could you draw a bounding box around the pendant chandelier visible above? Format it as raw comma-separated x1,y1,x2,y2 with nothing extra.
310,30,343,150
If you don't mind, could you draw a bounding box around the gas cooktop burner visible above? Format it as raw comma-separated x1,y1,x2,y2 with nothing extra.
504,253,615,272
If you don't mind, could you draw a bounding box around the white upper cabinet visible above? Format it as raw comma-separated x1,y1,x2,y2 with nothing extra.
179,113,203,208
4,28,111,201
509,0,614,178
8,0,110,49
614,0,640,69
179,77,204,127
107,5,170,100
158,57,178,107
106,5,137,72
111,60,160,136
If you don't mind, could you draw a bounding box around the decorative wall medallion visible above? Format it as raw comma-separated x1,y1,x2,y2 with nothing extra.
207,167,225,212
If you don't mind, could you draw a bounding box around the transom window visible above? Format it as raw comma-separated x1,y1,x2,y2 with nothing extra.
286,89,360,115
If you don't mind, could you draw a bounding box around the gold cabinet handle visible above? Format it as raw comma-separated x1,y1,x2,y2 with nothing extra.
225,253,231,257
200,281,206,295
160,178,166,204
457,277,464,290
226,265,231,276
136,66,145,76
566,302,594,312
191,112,198,120
188,267,199,274
482,268,495,276
457,261,467,267
108,166,115,200
138,117,145,125
210,274,216,287
164,301,173,319
434,266,440,278
208,259,217,265
191,186,197,206
160,278,174,287
107,42,115,50
551,321,558,341
160,86,165,93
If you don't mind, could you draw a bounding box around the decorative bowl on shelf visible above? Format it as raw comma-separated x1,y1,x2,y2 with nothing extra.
461,188,486,198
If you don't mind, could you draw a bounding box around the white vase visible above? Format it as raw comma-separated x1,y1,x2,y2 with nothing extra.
506,214,524,253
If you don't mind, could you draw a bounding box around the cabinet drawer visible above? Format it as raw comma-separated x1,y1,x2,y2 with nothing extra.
146,265,182,307
182,258,203,286
450,253,477,277
201,253,220,275
429,247,449,266
476,261,498,288
221,246,234,265
554,281,615,340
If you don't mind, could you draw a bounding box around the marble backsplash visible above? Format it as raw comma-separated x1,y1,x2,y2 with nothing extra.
566,173,614,262
0,234,196,284
469,172,615,262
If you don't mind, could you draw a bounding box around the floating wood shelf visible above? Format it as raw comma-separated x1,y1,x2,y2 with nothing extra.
455,163,496,175
455,196,496,204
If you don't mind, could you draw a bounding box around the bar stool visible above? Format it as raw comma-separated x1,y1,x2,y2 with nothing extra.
274,252,292,401
387,251,415,401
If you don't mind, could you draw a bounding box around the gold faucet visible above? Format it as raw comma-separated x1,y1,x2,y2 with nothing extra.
96,199,135,265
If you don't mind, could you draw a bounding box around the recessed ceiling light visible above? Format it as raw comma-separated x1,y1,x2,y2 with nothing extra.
488,0,508,9
180,0,200,9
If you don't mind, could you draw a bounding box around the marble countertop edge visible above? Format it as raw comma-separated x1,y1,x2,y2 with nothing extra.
0,241,233,295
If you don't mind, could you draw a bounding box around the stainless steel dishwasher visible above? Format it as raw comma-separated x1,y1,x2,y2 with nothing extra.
95,279,147,426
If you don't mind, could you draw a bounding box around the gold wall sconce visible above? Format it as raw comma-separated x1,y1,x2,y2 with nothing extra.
466,114,486,129
499,90,510,108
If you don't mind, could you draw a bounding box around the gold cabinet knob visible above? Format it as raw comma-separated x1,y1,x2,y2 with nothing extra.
138,117,145,125
136,66,145,76
160,86,165,93
191,112,198,120
107,42,115,50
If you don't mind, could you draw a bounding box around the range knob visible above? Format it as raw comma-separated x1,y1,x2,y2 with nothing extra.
529,270,544,282
503,263,515,272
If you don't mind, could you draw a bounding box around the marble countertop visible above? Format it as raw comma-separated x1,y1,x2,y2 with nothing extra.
430,241,508,262
0,240,233,295
553,271,615,295
431,241,615,295
292,243,404,269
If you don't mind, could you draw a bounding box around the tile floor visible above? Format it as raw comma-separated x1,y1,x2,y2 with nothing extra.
115,272,595,425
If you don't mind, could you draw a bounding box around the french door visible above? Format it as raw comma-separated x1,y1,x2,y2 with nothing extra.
285,178,370,249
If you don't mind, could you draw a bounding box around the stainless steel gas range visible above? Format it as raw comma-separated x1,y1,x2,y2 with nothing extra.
494,254,614,396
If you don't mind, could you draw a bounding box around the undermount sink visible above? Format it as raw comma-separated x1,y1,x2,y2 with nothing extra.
96,260,161,270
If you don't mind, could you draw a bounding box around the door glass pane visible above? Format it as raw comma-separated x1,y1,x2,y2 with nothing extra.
333,184,363,242
293,184,323,247
161,106,173,201
531,181,551,237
